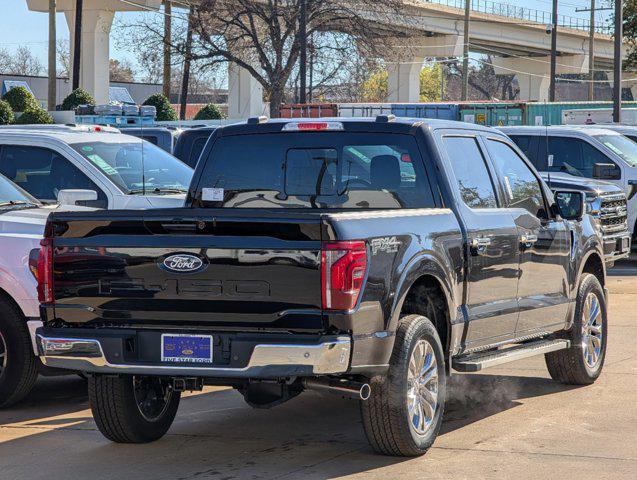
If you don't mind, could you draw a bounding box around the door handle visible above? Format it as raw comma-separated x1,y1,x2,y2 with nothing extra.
470,236,492,255
520,234,538,249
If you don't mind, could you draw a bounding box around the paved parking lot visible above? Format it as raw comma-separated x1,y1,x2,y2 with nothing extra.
1,265,636,480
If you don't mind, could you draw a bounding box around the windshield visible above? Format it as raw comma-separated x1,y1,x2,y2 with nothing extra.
0,174,40,208
70,140,193,194
196,132,436,209
595,134,637,167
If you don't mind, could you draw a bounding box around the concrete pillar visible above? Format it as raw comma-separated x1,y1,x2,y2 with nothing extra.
65,8,114,104
386,35,463,103
492,55,588,102
26,0,161,105
387,59,424,103
227,63,265,119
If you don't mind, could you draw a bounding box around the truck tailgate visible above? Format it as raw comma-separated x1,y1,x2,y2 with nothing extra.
47,209,325,332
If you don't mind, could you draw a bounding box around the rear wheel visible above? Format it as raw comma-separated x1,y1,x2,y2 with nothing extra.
545,273,607,385
0,298,39,408
361,314,446,456
89,375,180,443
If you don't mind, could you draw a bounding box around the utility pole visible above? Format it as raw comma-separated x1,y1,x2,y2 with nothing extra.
72,0,83,91
179,5,195,121
299,0,308,104
47,0,56,110
163,0,172,99
588,0,595,100
461,0,470,101
576,3,614,101
613,0,623,122
549,0,558,102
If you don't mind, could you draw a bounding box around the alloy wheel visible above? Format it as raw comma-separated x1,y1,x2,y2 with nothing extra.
581,292,603,369
406,339,439,436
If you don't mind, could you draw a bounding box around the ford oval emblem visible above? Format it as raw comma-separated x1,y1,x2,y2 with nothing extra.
160,253,207,274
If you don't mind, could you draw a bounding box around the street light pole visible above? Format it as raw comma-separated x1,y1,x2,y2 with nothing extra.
72,0,83,91
48,0,57,110
549,0,558,102
299,0,308,104
588,0,595,101
461,0,470,101
613,0,623,123
163,0,172,99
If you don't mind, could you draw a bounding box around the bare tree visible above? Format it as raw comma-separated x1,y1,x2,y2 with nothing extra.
117,0,403,116
56,39,71,77
1,46,45,76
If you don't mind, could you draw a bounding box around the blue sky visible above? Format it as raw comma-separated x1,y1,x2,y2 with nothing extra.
0,0,613,76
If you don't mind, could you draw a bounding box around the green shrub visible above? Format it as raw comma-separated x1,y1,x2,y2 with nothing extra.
193,103,224,120
2,86,39,112
142,93,177,121
61,88,95,111
0,100,14,125
15,107,53,125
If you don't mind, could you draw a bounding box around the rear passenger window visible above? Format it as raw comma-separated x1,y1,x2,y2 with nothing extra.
509,135,536,162
443,136,497,209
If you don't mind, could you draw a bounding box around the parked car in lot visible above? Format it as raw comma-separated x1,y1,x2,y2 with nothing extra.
0,174,93,407
535,172,630,265
36,117,607,456
0,128,193,209
121,127,178,154
172,126,216,167
501,126,637,246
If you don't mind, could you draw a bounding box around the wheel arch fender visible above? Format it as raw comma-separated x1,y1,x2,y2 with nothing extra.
386,252,456,340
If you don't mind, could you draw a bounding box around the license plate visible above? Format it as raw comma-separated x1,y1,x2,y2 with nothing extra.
161,334,213,363
619,237,630,252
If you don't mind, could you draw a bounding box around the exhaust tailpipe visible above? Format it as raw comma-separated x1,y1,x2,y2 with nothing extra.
303,378,371,401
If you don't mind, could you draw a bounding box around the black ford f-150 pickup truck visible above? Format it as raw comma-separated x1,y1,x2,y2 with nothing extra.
35,117,608,457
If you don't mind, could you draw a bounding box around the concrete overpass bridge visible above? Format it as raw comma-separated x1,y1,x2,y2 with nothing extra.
26,0,624,117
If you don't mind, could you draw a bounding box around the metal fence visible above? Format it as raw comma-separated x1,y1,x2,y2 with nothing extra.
429,0,613,35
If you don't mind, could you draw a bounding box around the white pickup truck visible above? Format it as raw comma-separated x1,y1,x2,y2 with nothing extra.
0,126,194,407
0,127,193,209
0,175,96,406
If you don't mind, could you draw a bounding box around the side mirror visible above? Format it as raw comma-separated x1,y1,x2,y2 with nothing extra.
554,190,585,221
57,189,98,206
593,162,620,180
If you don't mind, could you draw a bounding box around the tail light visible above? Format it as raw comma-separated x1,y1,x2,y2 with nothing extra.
321,241,367,311
37,238,54,303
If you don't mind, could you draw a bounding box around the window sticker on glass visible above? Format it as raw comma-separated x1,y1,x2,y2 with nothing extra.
202,187,224,201
86,154,118,175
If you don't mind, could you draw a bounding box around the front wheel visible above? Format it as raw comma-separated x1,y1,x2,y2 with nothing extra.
545,273,607,385
361,314,446,456
89,375,181,443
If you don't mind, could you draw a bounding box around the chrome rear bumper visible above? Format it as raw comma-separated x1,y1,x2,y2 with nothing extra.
36,333,352,378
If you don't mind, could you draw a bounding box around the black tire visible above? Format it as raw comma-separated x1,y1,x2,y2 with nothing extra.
89,375,181,443
545,273,607,385
0,297,39,408
361,314,446,456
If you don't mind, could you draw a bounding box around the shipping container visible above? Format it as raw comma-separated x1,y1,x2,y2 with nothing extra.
459,102,525,126
337,103,393,117
337,102,459,120
278,103,338,118
390,103,459,120
562,108,637,125
525,102,636,126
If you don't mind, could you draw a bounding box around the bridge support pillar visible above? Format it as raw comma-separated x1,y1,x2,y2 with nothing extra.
492,55,588,101
386,35,463,103
227,63,265,119
27,0,161,105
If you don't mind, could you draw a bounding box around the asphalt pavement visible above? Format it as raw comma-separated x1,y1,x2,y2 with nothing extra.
1,265,636,480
